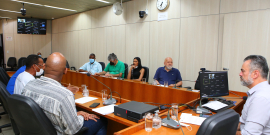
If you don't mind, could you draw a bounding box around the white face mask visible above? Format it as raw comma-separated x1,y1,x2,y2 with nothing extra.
34,64,44,76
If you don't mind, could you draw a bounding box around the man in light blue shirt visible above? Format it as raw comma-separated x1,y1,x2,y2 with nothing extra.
79,53,102,74
236,55,270,135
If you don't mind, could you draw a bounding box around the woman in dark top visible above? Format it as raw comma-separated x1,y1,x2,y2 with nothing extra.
127,57,145,81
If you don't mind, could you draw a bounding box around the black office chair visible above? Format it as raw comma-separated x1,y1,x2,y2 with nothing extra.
22,59,26,67
124,63,128,79
196,109,239,135
66,60,70,68
0,81,19,134
43,57,47,63
99,62,105,71
142,66,149,82
17,57,26,69
7,94,88,135
0,67,10,85
4,57,17,71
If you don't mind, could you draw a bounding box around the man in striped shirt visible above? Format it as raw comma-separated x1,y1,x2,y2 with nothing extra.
22,52,107,135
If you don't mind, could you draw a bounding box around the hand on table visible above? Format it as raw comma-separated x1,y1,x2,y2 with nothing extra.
67,83,79,94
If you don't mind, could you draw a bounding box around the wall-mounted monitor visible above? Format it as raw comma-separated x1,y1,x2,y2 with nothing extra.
17,17,47,35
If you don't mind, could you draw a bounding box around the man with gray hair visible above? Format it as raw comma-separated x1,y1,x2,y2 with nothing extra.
78,53,102,74
236,55,270,135
94,53,125,78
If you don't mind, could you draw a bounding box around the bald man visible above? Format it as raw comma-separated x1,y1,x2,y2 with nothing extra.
154,57,182,87
22,52,107,135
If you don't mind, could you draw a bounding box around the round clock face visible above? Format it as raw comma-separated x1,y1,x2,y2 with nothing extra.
157,0,170,11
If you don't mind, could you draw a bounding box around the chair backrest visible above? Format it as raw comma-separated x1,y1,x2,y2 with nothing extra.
43,58,47,63
66,60,70,68
7,57,17,68
99,62,105,71
0,81,20,134
142,66,149,82
7,94,57,135
124,63,128,79
0,67,10,85
196,109,239,135
18,57,27,69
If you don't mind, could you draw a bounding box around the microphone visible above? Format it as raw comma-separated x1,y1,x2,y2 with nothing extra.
173,80,179,88
161,107,185,134
87,72,117,105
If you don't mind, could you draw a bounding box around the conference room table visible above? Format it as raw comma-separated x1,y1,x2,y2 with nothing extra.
7,70,246,134
61,70,247,135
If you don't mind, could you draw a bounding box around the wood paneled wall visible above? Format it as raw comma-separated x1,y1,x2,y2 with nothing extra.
52,0,270,92
2,19,52,63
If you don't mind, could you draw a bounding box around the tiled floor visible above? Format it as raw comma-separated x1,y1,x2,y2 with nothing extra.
0,106,14,135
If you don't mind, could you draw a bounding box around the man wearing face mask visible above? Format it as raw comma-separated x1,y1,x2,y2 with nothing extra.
154,57,182,87
14,54,45,95
94,53,125,78
236,55,270,135
78,53,102,74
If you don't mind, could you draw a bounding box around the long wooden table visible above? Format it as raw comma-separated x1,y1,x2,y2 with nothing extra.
61,71,246,135
6,70,246,134
115,98,245,135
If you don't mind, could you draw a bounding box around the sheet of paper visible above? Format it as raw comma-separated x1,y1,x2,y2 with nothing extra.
75,97,98,104
80,72,88,74
202,101,228,110
92,104,116,115
192,90,200,92
180,115,206,125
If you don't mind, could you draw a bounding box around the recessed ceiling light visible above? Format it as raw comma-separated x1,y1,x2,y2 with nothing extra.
96,0,110,4
10,0,77,12
0,9,21,13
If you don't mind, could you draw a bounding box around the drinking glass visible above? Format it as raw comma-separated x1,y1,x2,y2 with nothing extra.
164,81,168,87
170,103,179,121
145,113,153,132
142,78,146,83
101,89,107,102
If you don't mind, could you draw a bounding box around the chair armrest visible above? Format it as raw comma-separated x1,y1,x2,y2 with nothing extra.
74,127,88,135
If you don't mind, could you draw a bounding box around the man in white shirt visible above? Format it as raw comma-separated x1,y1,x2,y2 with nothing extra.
78,53,102,74
14,55,45,95
236,55,270,135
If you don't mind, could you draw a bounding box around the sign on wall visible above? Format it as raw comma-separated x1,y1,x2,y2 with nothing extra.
6,36,12,41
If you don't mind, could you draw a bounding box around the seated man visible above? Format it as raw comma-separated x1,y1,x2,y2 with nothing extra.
6,65,26,94
14,55,44,95
154,57,182,87
236,55,270,135
95,53,125,78
22,52,107,135
79,53,102,74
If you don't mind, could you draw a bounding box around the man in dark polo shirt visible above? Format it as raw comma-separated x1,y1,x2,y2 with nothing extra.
154,57,182,87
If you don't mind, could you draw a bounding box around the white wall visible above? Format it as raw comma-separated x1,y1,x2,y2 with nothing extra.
52,0,270,92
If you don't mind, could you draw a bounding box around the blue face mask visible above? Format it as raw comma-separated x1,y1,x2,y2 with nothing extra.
89,59,95,64
38,55,42,57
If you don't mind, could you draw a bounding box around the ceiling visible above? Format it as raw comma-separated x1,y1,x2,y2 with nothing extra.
0,0,131,20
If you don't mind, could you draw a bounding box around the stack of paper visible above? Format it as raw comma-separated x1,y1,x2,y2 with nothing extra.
179,113,206,125
92,104,116,115
75,97,98,104
202,101,228,111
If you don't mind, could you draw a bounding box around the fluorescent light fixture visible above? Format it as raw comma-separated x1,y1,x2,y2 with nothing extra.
96,0,110,3
0,17,12,18
0,9,21,13
10,0,77,12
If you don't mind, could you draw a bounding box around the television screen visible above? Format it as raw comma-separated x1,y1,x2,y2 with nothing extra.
199,71,229,98
17,17,46,35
